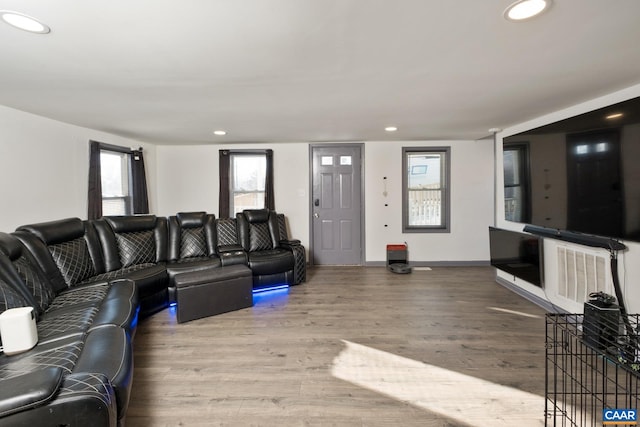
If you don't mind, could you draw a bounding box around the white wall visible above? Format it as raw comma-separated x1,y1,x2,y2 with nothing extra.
3,81,637,310
496,83,640,314
155,142,310,248
0,103,493,266
155,145,218,215
0,105,156,231
155,139,494,263
364,140,494,263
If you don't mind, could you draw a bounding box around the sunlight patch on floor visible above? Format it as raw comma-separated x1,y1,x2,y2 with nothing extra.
331,340,545,427
487,306,542,319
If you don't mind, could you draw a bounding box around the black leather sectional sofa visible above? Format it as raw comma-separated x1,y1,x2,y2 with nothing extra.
0,209,305,426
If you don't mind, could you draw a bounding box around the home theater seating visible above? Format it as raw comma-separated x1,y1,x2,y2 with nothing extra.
0,209,305,426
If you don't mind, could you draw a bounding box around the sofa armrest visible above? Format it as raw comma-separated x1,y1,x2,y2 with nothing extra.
279,239,301,248
278,240,306,285
216,245,247,267
217,244,244,253
0,367,63,418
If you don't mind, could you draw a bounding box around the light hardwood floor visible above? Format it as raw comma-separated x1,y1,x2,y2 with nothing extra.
126,266,548,427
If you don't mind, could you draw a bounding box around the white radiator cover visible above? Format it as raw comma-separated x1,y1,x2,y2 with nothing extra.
556,245,612,305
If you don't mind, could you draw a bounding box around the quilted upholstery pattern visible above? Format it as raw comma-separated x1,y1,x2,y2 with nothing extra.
0,342,82,381
47,285,109,311
0,278,27,315
86,263,156,282
37,308,98,339
48,238,96,287
180,227,206,259
217,218,238,246
115,231,155,267
249,222,272,252
13,255,55,312
57,372,114,410
290,244,306,284
277,213,288,240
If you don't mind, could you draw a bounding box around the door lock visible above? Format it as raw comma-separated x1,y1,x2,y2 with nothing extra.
313,212,319,218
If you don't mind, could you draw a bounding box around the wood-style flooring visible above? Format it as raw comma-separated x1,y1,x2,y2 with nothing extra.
126,266,548,426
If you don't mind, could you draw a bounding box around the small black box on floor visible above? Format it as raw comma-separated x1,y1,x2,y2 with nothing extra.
386,244,412,273
583,300,620,350
386,244,407,266
174,265,253,323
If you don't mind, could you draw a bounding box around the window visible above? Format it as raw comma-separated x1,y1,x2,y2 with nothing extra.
503,142,531,223
100,149,132,215
219,149,274,218
402,147,450,233
87,140,149,219
230,153,266,215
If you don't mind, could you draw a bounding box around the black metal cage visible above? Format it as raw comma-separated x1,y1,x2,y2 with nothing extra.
545,313,639,426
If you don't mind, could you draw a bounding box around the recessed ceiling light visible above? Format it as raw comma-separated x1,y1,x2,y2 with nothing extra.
0,11,50,34
385,126,398,132
503,0,550,21
605,113,623,120
213,130,227,136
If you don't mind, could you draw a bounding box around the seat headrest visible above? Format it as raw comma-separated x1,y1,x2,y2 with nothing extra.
0,232,23,260
104,215,157,233
16,218,85,245
176,212,207,228
242,209,270,223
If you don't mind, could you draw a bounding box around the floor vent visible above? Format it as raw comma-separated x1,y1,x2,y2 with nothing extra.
557,246,610,304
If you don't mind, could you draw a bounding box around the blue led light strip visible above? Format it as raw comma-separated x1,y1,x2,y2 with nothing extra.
252,284,289,294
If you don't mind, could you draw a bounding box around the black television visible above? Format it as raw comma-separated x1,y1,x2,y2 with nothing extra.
489,226,543,288
503,96,640,243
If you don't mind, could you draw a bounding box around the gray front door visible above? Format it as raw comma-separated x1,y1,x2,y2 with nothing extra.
311,144,363,265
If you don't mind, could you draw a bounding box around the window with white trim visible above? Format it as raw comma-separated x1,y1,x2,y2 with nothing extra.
100,148,132,215
230,153,267,215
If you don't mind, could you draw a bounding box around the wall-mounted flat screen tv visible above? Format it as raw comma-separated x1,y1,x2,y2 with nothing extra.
503,96,640,243
489,226,543,288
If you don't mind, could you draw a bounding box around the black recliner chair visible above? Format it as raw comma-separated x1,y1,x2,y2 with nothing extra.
236,209,305,288
165,212,222,302
93,215,169,317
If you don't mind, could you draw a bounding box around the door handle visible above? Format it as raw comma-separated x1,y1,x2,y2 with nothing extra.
314,199,320,207
313,212,319,218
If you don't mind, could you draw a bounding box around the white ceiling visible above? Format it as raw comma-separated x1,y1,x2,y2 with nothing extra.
1,1,640,145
